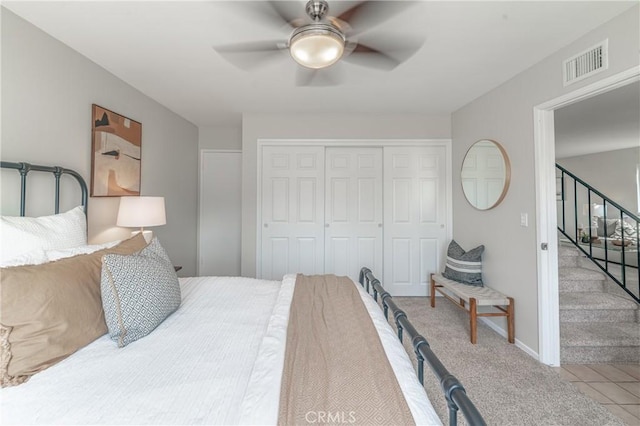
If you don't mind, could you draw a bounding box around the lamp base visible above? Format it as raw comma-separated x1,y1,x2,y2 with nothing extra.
131,230,153,243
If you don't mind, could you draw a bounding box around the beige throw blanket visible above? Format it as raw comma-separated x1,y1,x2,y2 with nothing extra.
278,274,415,426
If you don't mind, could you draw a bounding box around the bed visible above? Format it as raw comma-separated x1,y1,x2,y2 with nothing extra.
0,161,485,426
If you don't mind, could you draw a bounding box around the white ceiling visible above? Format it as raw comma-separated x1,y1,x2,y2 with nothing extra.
4,1,637,127
555,81,640,159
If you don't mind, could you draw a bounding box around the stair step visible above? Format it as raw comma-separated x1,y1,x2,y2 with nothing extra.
559,279,604,293
561,346,640,364
558,267,606,292
558,267,605,282
560,292,638,310
561,323,640,363
560,293,638,322
558,244,580,257
558,255,578,268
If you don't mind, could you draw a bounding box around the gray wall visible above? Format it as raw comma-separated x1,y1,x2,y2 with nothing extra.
558,147,640,214
452,6,639,353
1,9,199,275
199,126,242,150
241,112,451,277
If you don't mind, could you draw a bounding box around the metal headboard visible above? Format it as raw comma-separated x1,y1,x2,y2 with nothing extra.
1,161,88,216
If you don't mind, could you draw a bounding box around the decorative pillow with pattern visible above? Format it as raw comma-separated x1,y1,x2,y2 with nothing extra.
442,240,484,287
101,238,181,348
613,219,638,243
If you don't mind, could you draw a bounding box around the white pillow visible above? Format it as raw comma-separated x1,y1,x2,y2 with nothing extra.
0,240,123,268
45,240,121,262
0,206,87,263
0,249,48,267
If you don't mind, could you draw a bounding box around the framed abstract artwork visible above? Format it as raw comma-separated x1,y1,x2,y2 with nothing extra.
90,104,142,197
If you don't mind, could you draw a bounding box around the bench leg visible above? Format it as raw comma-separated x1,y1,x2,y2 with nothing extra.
470,298,477,344
507,297,515,344
430,275,436,308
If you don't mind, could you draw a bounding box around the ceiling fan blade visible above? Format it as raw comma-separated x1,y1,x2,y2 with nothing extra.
213,40,288,71
296,65,344,87
342,35,424,70
222,1,303,32
267,1,306,28
342,44,399,71
337,1,419,36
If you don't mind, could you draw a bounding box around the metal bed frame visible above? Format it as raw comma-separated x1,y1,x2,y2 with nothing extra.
0,161,88,216
1,161,483,425
359,267,486,426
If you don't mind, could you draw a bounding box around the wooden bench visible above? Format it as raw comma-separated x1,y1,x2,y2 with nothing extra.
430,273,514,344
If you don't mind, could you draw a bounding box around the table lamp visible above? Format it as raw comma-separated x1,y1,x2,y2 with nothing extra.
117,196,166,243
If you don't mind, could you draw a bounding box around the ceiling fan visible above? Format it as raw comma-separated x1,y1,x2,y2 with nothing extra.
213,0,424,85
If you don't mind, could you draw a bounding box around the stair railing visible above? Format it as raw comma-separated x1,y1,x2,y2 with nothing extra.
556,164,639,303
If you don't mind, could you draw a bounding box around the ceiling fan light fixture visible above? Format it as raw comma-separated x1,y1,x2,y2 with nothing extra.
289,24,345,69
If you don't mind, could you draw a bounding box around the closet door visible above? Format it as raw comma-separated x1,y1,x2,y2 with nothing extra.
325,147,383,283
261,146,325,280
384,146,447,296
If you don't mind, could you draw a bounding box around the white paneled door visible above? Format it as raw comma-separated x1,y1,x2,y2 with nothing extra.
261,146,325,280
259,143,449,294
325,147,383,283
384,146,448,296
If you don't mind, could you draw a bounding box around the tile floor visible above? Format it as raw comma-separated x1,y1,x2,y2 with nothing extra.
554,364,640,425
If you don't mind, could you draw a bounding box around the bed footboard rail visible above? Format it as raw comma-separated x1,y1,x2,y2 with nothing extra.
359,267,486,426
0,161,88,216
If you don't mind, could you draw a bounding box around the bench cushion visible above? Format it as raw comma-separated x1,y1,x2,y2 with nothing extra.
433,274,509,306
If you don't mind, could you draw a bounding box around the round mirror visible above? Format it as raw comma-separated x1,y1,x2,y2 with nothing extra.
461,139,511,210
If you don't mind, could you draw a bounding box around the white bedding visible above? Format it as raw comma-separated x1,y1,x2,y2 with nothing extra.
1,275,441,425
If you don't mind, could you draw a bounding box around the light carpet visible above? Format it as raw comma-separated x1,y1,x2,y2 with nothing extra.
392,296,624,426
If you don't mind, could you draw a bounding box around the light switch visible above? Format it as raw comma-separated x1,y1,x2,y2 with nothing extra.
520,213,528,227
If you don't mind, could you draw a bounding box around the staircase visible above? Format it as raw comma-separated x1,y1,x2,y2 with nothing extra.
558,243,640,364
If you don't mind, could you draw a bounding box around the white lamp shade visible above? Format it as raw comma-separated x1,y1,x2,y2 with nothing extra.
592,204,606,217
117,196,166,228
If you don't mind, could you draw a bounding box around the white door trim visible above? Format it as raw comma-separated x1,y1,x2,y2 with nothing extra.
258,138,451,147
256,139,453,279
198,149,242,276
534,66,639,366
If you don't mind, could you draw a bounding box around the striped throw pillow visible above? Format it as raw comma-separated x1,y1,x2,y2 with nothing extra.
442,240,484,286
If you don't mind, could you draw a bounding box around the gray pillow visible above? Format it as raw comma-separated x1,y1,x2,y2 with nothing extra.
442,240,484,286
100,238,181,347
596,217,618,238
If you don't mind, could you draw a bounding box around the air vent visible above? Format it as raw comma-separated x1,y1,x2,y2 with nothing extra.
563,40,608,86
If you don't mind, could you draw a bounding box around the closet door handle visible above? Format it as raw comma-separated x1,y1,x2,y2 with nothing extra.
378,223,383,228
264,223,268,228
325,223,330,228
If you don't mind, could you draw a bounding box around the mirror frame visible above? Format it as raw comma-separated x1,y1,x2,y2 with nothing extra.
461,139,511,210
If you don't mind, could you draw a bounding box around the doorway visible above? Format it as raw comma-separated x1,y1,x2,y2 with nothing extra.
534,66,640,366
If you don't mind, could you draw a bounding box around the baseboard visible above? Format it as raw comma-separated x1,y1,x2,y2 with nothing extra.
479,318,539,361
